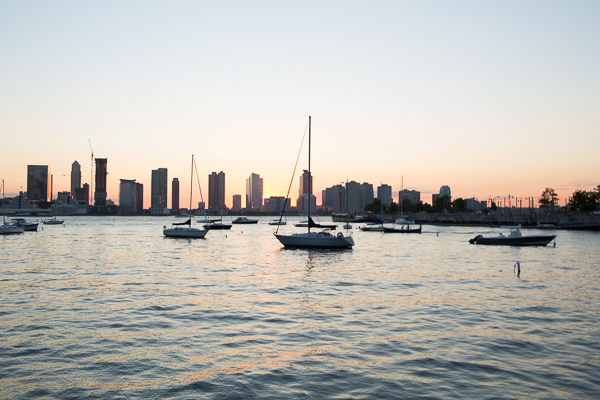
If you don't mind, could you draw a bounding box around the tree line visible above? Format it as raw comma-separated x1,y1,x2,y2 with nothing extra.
362,185,600,214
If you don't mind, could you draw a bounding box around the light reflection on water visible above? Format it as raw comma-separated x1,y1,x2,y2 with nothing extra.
1,216,599,398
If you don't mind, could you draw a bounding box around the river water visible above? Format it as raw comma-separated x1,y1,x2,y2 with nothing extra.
1,216,599,399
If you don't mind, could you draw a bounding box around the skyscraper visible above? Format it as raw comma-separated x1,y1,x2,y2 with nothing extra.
232,194,242,212
151,168,168,214
71,161,81,196
94,158,108,207
246,173,263,211
377,184,392,206
208,171,225,211
27,165,50,201
172,178,180,211
296,170,315,212
119,179,138,215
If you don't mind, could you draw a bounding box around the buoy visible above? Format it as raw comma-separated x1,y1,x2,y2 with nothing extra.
514,261,521,278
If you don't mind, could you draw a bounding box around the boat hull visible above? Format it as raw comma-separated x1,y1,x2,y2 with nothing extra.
0,225,24,234
204,223,232,230
471,234,556,246
163,227,208,238
275,232,354,248
383,226,421,234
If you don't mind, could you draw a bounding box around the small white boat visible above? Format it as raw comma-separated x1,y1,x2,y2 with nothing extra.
395,218,415,225
0,223,24,234
360,221,385,232
163,155,208,239
11,218,38,231
43,217,64,225
232,217,259,224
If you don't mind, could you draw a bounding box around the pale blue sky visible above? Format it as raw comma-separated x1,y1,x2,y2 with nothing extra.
1,1,599,207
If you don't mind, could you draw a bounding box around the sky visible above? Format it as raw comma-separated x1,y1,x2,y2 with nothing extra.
1,0,599,209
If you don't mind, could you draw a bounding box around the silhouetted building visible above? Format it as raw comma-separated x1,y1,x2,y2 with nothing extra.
232,194,242,212
135,182,144,214
246,173,263,211
94,158,108,207
399,189,420,205
71,161,81,196
432,185,451,205
208,171,226,211
172,178,180,211
377,184,392,206
296,170,315,213
264,196,290,213
151,168,168,214
27,165,50,202
119,179,139,215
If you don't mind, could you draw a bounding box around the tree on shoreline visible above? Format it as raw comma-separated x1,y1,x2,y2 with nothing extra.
569,185,600,211
539,187,558,209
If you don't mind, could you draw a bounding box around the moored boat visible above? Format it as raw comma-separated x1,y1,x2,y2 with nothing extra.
384,225,422,234
274,117,354,249
11,218,38,231
232,217,259,224
43,217,64,225
469,228,555,246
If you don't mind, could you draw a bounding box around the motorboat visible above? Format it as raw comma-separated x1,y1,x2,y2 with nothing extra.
274,117,353,249
203,220,232,230
360,221,385,232
232,217,259,224
163,155,208,239
43,217,64,225
269,219,286,226
331,213,364,223
395,218,415,225
11,218,38,231
469,228,556,246
384,225,422,234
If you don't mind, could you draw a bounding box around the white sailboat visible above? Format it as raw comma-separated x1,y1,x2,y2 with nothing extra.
163,155,208,238
274,116,354,249
0,179,24,235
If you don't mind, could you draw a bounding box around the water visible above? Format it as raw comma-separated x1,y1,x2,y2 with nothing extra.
1,216,599,399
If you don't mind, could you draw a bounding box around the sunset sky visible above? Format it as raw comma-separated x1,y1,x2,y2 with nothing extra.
1,1,599,209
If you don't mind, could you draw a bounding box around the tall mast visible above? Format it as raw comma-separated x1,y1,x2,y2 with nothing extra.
308,116,311,233
190,155,194,219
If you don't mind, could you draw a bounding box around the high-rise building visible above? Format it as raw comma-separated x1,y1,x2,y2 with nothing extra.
27,165,50,202
361,183,374,208
263,196,290,213
399,189,420,205
94,158,108,207
296,170,315,212
232,194,242,212
432,185,451,205
151,168,168,214
208,171,226,211
246,173,263,211
377,184,392,206
71,161,81,196
135,182,144,214
172,178,180,211
74,183,89,204
119,179,139,215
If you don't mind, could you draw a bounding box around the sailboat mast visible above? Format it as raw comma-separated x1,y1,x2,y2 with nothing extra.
308,116,311,234
190,155,194,218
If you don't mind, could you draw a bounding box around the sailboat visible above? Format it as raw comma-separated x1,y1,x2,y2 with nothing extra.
274,116,354,249
0,179,24,235
163,155,208,238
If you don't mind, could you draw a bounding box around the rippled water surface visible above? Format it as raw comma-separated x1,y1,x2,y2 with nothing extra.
1,216,599,399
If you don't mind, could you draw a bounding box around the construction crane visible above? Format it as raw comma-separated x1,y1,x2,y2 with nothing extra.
89,138,94,206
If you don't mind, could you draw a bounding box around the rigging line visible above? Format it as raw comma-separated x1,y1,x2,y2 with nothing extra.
193,158,207,218
276,119,309,234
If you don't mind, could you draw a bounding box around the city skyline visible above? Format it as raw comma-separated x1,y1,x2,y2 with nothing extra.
1,2,598,206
